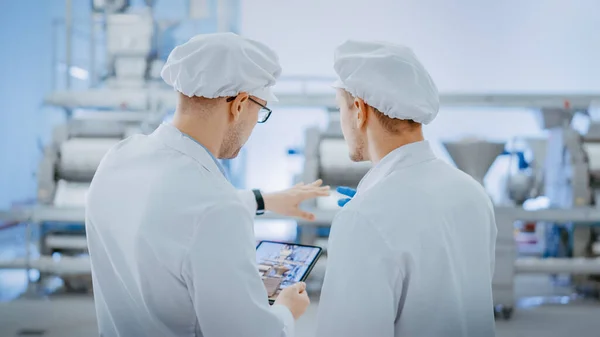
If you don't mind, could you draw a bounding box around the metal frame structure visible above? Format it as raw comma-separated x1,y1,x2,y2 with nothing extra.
45,87,600,111
4,91,600,292
492,206,600,318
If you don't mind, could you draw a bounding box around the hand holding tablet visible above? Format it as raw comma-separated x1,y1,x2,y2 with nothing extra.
274,282,310,319
256,241,323,304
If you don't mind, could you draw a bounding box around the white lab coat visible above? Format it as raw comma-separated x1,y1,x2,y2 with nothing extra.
85,123,294,337
316,141,497,337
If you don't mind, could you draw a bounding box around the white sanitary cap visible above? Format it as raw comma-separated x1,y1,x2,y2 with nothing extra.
161,32,282,102
333,40,439,124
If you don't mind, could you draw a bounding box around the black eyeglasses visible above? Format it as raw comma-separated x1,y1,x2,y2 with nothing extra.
226,96,273,123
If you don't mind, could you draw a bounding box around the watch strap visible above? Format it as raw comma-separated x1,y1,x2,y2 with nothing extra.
252,189,265,215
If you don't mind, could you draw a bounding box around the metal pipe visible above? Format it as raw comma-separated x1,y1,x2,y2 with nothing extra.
515,257,600,274
495,206,600,223
51,19,57,90
103,6,110,80
65,0,73,88
45,235,88,250
41,88,600,114
90,13,96,87
0,209,31,222
0,256,91,275
24,222,32,291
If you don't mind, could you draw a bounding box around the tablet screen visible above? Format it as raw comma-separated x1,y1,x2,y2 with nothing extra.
256,241,322,302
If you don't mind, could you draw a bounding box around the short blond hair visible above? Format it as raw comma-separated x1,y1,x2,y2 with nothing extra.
340,90,419,133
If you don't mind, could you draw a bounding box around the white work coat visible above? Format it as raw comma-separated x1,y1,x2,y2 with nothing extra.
85,123,294,337
316,141,497,337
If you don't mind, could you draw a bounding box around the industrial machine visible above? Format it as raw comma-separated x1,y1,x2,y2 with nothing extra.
34,0,165,291
0,2,166,292
37,112,160,251
537,108,600,290
4,0,600,307
46,2,163,110
443,139,506,186
443,108,600,319
105,8,155,89
0,111,158,292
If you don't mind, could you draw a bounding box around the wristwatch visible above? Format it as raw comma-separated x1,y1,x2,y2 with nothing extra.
252,189,265,215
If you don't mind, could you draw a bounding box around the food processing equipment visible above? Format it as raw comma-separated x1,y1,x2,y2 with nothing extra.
443,108,600,319
16,111,158,291
443,139,506,186
0,1,165,292
4,0,600,302
37,111,161,251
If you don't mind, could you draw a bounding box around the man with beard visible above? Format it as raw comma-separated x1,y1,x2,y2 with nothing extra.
85,33,325,337
315,40,497,337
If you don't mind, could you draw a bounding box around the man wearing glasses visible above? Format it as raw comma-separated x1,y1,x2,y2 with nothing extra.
85,33,325,337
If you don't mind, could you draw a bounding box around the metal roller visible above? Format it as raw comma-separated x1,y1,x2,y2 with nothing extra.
53,180,90,207
57,137,121,181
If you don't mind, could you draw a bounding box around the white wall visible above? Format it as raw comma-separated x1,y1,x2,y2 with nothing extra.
0,0,85,209
241,0,600,92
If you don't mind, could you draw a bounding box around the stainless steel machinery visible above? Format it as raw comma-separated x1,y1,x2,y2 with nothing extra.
0,0,222,291
37,111,161,252
442,139,518,318
443,108,600,319
539,108,600,291
0,111,162,293
104,9,154,89
45,3,161,110
17,1,166,289
34,112,160,291
443,139,506,186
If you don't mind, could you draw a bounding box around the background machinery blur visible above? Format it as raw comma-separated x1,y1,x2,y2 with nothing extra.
34,111,161,291
0,1,167,292
444,104,600,319
1,1,600,318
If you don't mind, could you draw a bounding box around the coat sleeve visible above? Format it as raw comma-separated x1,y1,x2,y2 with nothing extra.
181,201,294,337
316,210,402,337
237,190,258,216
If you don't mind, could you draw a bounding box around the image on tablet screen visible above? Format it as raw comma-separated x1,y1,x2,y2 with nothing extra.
256,242,321,300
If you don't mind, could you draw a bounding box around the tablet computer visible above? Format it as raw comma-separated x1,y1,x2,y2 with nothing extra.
256,240,323,304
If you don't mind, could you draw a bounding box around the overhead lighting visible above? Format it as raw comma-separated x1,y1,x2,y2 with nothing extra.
69,66,89,80
57,63,90,80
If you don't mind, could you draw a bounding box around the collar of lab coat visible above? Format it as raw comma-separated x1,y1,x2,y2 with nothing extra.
357,140,436,193
151,123,229,181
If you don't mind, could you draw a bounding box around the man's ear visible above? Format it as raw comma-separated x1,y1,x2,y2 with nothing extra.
354,98,369,129
229,92,249,121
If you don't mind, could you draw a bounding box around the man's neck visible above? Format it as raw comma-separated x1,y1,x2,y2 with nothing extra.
368,130,424,165
171,111,224,157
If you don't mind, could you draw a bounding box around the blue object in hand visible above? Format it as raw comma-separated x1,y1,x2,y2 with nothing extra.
337,186,356,207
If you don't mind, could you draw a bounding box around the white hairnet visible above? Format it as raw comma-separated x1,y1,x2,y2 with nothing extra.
333,40,439,124
161,32,282,102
